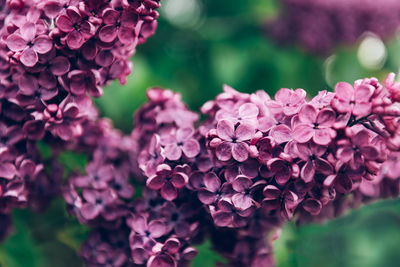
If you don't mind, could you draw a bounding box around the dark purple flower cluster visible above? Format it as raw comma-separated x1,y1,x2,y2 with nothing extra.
267,0,400,54
0,0,160,141
0,0,160,242
63,118,135,227
124,74,400,265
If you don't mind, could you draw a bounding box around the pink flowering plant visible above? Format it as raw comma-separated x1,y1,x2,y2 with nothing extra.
0,0,399,267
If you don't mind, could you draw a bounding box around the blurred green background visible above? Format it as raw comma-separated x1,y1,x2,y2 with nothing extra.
1,0,400,266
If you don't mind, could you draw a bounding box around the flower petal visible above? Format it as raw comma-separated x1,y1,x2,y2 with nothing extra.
164,143,182,161
216,142,232,161
316,109,336,126
20,48,38,67
33,36,52,54
236,123,254,141
182,139,200,158
299,104,317,124
313,128,333,145
217,119,234,141
293,124,313,143
300,160,315,183
99,25,118,43
66,31,84,50
334,82,354,101
6,34,27,51
232,142,249,162
161,181,178,201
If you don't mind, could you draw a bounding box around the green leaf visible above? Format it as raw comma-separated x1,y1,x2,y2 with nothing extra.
0,213,45,267
192,240,226,267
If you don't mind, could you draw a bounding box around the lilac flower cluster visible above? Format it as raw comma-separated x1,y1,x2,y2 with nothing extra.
0,0,160,241
267,0,400,54
63,118,135,228
1,0,160,141
125,74,400,266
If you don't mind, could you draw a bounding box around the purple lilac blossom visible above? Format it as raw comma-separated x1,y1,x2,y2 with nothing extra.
124,73,400,266
0,0,161,242
267,0,400,54
0,0,161,141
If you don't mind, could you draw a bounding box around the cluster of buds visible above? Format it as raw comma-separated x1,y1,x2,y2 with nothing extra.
267,0,400,54
0,0,160,241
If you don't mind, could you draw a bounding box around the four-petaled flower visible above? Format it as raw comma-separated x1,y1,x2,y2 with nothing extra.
293,104,336,145
146,164,189,201
215,119,255,162
6,23,52,67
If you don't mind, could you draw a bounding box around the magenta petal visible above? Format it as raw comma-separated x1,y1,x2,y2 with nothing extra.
354,84,374,102
313,128,332,145
103,9,120,25
38,71,57,89
164,143,182,161
148,220,166,238
301,160,315,183
217,120,234,141
176,127,193,142
19,74,38,94
232,176,252,192
81,203,100,220
118,26,134,44
56,15,74,32
232,142,249,162
204,173,221,192
275,88,291,102
236,123,254,141
263,185,280,199
239,103,259,118
303,199,322,215
33,36,53,54
95,50,114,67
164,238,181,254
161,181,178,201
99,25,118,43
146,175,164,190
20,22,36,41
299,104,317,124
197,189,216,204
336,173,353,193
66,31,84,50
6,34,27,51
213,212,232,227
293,124,313,143
20,48,38,67
334,82,354,101
316,109,336,126
216,142,233,161
57,124,74,141
170,173,188,188
352,130,370,146
270,124,291,144
352,102,371,116
182,139,200,158
0,163,16,179
50,56,70,75
315,158,333,175
232,194,253,210
336,146,354,162
360,146,379,160
148,255,175,267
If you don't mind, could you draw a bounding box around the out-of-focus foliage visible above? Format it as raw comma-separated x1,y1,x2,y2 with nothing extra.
2,0,400,266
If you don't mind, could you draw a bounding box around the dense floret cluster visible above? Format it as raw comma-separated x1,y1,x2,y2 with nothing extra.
65,73,400,266
1,0,399,266
267,0,400,54
0,0,160,241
